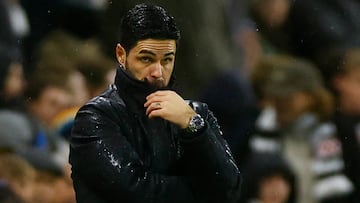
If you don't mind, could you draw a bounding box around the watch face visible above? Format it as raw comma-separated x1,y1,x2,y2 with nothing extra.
189,114,205,132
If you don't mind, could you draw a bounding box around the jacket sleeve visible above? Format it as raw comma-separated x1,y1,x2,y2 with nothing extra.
179,101,242,203
69,102,195,203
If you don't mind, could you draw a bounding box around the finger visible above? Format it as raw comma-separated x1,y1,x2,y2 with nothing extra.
146,90,172,100
144,97,163,107
145,102,162,115
148,109,163,118
144,93,170,107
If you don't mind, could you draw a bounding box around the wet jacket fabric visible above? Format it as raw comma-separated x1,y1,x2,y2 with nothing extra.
69,67,241,203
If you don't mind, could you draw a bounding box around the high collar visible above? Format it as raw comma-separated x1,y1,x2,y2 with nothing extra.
114,64,175,113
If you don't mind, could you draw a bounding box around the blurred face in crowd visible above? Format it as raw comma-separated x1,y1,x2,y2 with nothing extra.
3,62,25,98
265,91,314,128
116,39,176,88
256,0,290,27
29,86,71,125
334,67,360,114
258,174,291,203
67,71,89,106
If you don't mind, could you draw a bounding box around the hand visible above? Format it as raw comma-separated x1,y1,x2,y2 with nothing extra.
144,90,196,129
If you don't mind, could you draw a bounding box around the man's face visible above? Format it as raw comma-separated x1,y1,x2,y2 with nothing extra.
258,174,291,203
117,39,176,88
264,91,313,128
29,86,71,125
334,68,360,114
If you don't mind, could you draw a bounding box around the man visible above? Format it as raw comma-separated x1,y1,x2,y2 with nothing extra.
69,4,241,203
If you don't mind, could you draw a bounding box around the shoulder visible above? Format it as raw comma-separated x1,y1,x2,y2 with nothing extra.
71,85,127,139
74,85,127,124
81,85,125,112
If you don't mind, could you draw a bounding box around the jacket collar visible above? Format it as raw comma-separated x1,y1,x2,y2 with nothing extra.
114,64,176,113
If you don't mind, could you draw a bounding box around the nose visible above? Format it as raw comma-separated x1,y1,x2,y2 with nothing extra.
150,61,163,78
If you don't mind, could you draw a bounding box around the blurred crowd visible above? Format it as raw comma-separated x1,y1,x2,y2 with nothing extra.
0,0,359,203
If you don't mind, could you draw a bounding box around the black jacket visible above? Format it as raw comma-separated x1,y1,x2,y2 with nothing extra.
69,67,241,203
333,111,360,202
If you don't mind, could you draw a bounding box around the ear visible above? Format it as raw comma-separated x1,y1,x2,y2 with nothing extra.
116,43,126,67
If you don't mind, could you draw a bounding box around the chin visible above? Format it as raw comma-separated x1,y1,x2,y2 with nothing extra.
145,79,167,89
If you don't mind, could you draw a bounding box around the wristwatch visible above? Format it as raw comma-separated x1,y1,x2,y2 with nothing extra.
186,114,205,133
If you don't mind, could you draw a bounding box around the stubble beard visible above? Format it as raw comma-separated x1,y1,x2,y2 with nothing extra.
144,78,166,89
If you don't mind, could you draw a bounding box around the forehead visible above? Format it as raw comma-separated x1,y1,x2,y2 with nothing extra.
130,39,176,55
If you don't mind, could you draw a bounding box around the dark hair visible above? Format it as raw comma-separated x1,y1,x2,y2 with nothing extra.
118,4,180,52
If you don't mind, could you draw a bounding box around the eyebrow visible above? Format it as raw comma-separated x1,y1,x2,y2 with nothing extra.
139,50,175,57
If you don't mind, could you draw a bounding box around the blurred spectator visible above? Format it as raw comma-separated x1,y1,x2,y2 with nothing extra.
32,166,75,203
0,110,64,176
322,48,360,202
248,55,353,203
0,49,26,110
198,67,259,167
0,153,36,202
35,30,117,103
286,0,360,67
1,63,73,176
239,152,297,203
229,0,292,75
24,68,72,166
249,0,291,52
0,0,29,59
0,180,24,203
200,0,293,166
0,152,75,203
20,0,107,75
33,30,117,139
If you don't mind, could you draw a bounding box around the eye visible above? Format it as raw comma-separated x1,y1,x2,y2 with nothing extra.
140,56,152,63
162,57,174,64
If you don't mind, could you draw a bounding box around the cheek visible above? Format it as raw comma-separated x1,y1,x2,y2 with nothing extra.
4,72,24,96
339,80,360,101
259,177,291,202
38,92,70,122
163,66,173,76
125,61,147,80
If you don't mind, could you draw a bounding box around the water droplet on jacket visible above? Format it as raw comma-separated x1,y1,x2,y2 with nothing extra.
143,172,148,180
109,154,120,167
215,171,219,175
